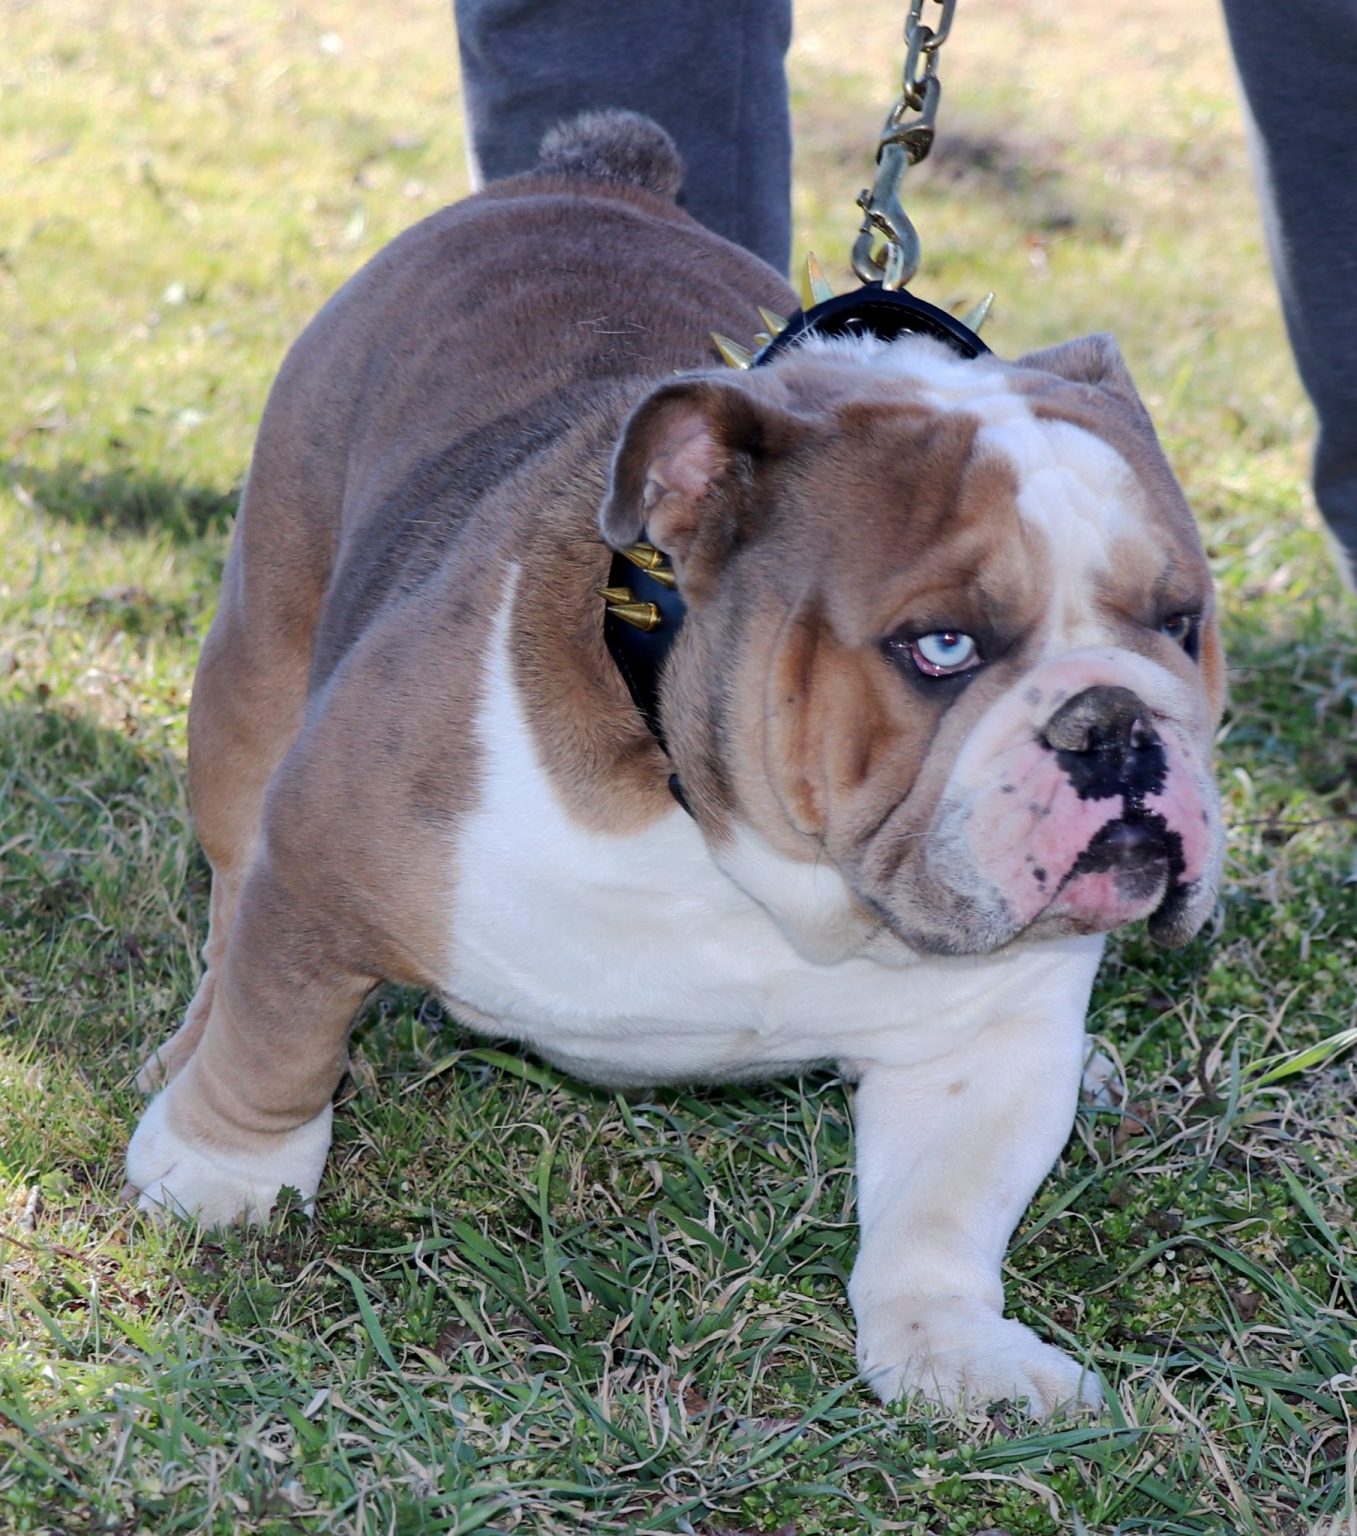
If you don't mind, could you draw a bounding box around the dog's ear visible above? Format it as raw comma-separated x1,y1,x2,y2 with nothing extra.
1017,333,1149,417
601,375,793,597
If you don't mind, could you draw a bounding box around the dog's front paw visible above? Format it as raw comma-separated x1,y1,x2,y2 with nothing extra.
125,1083,332,1226
856,1296,1102,1416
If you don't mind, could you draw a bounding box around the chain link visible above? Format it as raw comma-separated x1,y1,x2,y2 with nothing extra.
851,0,956,290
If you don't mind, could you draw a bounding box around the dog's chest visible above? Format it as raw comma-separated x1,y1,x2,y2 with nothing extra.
438,599,1099,1085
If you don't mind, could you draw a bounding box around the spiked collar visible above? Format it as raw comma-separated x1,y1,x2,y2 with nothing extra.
751,279,992,367
602,279,992,804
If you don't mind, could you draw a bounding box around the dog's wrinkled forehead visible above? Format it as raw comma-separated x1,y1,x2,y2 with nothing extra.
774,334,1204,635
887,343,1142,587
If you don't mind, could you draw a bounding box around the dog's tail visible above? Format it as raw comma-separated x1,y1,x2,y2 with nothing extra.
536,111,684,201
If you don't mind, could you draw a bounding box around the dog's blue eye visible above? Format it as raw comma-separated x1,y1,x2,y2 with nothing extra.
910,631,982,677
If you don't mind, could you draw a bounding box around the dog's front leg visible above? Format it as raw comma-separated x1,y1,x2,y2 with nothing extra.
848,1001,1102,1416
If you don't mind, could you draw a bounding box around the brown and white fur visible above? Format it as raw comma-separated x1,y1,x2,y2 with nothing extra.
126,113,1225,1416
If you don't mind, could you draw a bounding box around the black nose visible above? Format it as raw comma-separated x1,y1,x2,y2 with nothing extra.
1041,685,1165,800
1042,685,1155,755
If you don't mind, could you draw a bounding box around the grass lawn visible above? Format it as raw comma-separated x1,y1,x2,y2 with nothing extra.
2,0,1355,1531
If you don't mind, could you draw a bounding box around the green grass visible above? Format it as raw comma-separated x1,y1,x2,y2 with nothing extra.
2,0,1355,1531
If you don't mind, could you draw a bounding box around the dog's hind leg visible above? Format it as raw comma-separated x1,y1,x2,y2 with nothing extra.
136,614,304,1088
138,381,344,1091
126,834,377,1224
127,600,461,1224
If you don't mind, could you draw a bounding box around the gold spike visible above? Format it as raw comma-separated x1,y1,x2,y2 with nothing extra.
801,252,835,309
959,292,996,333
619,540,677,586
598,585,634,605
753,331,772,349
606,600,662,632
620,541,666,572
758,306,788,335
712,331,753,370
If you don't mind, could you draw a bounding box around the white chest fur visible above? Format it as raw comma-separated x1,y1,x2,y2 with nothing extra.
444,589,1104,1086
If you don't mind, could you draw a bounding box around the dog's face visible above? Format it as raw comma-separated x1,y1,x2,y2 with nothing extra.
603,333,1225,957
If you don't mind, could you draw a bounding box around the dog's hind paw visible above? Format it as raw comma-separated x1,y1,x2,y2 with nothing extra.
856,1297,1103,1417
125,1084,332,1227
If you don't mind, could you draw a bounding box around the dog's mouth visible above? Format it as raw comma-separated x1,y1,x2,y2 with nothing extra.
1040,811,1184,934
861,742,1219,958
1019,686,1217,947
1062,811,1182,901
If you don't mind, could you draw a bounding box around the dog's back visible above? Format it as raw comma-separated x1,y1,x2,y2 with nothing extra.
247,112,793,685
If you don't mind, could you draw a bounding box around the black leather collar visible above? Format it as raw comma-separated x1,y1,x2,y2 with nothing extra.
602,544,687,751
603,282,992,807
753,280,991,364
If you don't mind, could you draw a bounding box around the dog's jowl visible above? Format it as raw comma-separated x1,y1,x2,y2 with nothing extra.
126,112,1224,1415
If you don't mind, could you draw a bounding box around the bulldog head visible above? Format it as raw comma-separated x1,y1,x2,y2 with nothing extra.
601,333,1225,958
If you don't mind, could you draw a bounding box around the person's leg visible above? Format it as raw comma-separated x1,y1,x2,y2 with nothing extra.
1223,0,1357,591
453,0,793,274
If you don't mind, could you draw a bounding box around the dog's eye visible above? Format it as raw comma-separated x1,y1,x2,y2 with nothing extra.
1160,612,1201,661
909,630,983,678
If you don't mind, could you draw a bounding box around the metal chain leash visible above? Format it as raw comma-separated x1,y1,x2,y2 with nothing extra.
851,0,956,290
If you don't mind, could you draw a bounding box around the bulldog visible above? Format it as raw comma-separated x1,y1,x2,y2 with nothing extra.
126,112,1225,1415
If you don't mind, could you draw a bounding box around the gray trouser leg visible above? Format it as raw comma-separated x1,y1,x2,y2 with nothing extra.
1223,0,1357,589
453,0,793,275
